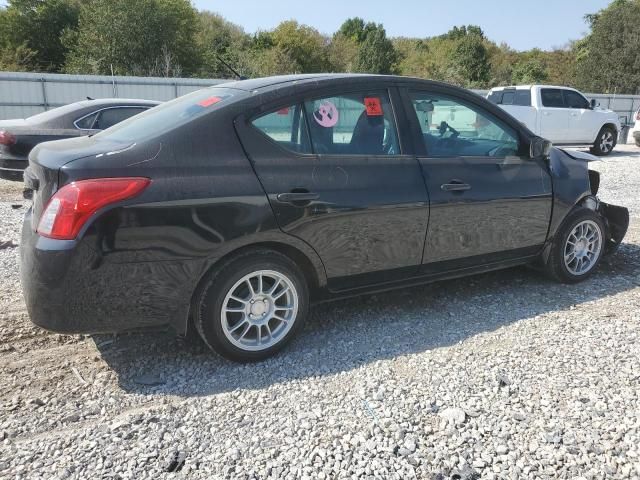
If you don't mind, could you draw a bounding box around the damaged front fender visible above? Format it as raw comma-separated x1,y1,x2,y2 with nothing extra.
598,201,629,253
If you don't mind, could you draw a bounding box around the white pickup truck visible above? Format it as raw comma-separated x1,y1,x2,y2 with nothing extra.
487,85,621,156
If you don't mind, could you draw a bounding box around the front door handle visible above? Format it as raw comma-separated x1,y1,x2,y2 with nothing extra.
441,181,471,192
276,191,320,204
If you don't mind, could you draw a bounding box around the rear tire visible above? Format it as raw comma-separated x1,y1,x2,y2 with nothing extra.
195,250,309,362
590,127,617,156
544,207,605,283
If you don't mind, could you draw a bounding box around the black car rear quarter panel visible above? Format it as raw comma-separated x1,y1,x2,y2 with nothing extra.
21,105,326,335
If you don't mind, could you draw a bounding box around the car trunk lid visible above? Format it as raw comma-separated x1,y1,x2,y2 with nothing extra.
24,135,135,230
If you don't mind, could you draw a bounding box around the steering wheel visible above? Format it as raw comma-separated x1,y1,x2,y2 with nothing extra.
438,121,460,139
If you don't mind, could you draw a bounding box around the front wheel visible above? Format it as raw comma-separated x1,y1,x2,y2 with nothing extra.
195,250,309,362
544,208,605,283
590,127,617,156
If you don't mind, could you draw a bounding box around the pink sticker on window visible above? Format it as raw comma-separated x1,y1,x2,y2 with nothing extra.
312,101,339,128
277,107,290,115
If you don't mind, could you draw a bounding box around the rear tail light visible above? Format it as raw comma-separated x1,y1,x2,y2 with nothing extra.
37,177,150,240
0,130,16,145
636,111,640,121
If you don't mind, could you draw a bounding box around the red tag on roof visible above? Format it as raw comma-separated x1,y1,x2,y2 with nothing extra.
364,97,383,116
276,107,290,115
198,96,222,107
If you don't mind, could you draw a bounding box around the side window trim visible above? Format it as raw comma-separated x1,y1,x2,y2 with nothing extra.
74,106,150,131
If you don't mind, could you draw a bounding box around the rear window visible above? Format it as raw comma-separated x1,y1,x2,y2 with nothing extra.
95,88,242,142
487,91,502,104
488,89,531,106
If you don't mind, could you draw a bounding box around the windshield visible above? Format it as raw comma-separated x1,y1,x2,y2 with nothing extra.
95,87,243,143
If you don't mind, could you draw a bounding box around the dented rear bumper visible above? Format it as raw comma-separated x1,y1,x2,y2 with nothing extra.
599,201,629,253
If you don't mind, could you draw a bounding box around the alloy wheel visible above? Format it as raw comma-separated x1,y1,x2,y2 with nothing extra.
564,220,602,276
600,131,614,153
220,270,299,351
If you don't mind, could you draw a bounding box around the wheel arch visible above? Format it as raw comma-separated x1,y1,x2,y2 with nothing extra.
594,122,619,143
183,239,327,336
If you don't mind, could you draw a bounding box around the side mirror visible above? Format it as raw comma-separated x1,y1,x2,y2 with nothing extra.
590,98,599,109
530,136,552,159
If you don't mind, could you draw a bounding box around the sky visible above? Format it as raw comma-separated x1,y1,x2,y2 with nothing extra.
193,0,613,51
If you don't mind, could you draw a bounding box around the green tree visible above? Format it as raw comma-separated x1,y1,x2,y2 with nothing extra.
327,33,359,72
335,19,397,74
0,0,80,72
64,0,200,77
449,33,490,87
195,11,250,78
575,0,640,93
511,58,548,84
270,20,329,73
354,26,397,74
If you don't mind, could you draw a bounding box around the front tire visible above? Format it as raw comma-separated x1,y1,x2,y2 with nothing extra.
544,207,605,283
590,127,617,156
195,250,309,362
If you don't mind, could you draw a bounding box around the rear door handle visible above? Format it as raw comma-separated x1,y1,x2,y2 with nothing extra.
441,181,471,192
276,191,319,204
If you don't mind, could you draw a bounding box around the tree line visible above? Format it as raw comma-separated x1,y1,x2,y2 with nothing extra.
0,0,639,93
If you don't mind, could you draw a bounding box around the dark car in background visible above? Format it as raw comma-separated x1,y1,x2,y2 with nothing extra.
0,98,160,180
20,74,629,362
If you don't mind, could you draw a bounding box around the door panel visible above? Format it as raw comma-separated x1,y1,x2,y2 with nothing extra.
404,89,553,273
564,90,598,143
236,91,430,291
418,156,552,271
539,88,569,142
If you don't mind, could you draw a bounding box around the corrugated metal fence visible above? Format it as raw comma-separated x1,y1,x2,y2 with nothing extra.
1,72,639,126
0,72,225,120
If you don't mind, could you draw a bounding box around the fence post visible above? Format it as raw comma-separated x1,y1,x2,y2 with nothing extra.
173,82,178,98
40,77,48,111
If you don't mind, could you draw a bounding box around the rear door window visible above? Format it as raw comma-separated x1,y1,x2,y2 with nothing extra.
303,92,399,155
251,105,311,154
541,89,566,108
501,91,515,105
514,90,532,106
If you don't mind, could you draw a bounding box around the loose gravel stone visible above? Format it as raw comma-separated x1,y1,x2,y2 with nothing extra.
1,146,640,479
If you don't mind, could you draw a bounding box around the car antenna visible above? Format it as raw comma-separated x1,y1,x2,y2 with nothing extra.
216,55,247,80
86,96,94,100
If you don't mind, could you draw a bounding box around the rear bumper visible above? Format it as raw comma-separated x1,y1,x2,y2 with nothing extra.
20,208,195,335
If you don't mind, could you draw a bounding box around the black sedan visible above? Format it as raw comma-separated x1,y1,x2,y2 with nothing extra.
0,98,160,181
20,74,629,362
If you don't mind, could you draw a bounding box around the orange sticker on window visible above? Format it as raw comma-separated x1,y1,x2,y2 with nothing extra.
276,107,290,115
198,96,222,107
364,97,383,116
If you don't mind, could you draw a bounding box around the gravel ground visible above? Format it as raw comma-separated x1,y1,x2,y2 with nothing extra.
1,146,640,480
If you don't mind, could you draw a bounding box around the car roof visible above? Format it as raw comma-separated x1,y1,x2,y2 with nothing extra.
490,85,582,91
217,73,458,93
72,98,161,107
